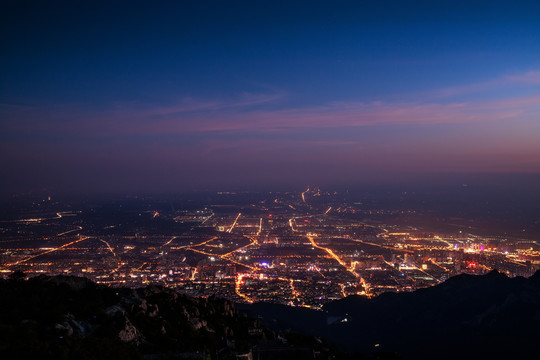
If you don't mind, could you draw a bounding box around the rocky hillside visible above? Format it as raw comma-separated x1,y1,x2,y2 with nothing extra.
0,274,345,360
5,271,538,359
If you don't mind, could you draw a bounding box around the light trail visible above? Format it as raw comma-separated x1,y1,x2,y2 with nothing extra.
276,276,313,308
339,283,347,298
190,236,218,248
289,218,297,232
185,247,256,270
324,207,332,215
161,236,177,247
227,213,242,233
412,265,438,281
99,239,116,256
433,235,455,248
4,236,91,267
308,236,348,269
243,235,259,248
375,227,389,239
257,218,263,236
348,237,414,254
185,247,216,256
383,259,437,283
479,264,493,272
307,235,371,297
235,274,253,303
2,211,73,224
429,260,450,272
222,235,258,257
200,213,214,225
301,187,309,203
314,267,326,278
289,279,300,301
288,215,316,232
382,259,415,282
508,259,528,267
56,226,83,236
170,236,218,250
190,268,198,281
109,262,125,274
185,234,259,272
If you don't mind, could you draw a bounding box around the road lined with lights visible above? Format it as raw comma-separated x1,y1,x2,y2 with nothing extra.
3,236,92,267
227,213,242,233
99,239,117,256
307,235,371,297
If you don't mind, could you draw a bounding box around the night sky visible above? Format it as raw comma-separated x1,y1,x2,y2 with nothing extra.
2,1,540,194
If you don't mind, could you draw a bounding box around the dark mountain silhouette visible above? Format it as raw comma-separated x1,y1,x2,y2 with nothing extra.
0,275,345,360
241,270,540,359
3,271,540,359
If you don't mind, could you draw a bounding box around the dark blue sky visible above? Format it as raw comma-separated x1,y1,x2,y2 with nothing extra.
1,1,540,194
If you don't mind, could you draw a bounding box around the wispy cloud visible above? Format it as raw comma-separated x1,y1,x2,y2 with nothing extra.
431,69,540,99
96,93,540,135
505,70,540,84
131,92,286,116
1,70,540,140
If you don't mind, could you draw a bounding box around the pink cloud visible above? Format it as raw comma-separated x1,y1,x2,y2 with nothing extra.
2,92,540,138
505,70,540,84
2,69,540,140
126,94,540,134
431,69,540,99
2,93,540,139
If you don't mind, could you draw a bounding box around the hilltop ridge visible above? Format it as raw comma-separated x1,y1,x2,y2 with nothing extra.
3,271,540,359
0,274,340,360
242,270,540,359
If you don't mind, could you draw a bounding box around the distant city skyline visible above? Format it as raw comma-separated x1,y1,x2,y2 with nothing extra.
2,1,540,194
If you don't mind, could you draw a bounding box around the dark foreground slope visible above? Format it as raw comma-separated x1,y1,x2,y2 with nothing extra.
0,275,343,360
3,271,540,360
242,270,540,360
326,270,540,358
